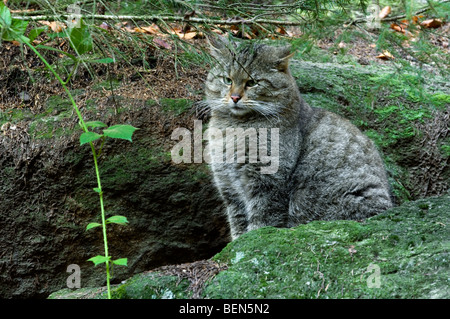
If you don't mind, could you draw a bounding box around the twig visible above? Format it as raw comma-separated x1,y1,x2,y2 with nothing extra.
11,13,307,26
349,0,450,25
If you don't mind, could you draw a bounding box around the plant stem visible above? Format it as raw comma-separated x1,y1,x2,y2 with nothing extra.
92,149,111,299
19,35,112,299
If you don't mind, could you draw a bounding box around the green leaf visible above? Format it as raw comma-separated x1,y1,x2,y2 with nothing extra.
86,222,101,231
93,187,102,193
106,215,128,225
103,124,139,142
112,258,128,266
47,31,68,39
88,57,115,64
0,4,29,42
87,255,110,266
0,3,12,28
10,19,28,36
69,22,93,54
28,26,47,43
80,131,103,145
85,121,108,128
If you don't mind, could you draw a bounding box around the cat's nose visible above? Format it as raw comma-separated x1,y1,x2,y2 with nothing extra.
230,95,241,103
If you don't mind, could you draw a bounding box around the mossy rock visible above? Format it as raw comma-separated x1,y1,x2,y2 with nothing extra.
204,195,449,299
49,195,449,299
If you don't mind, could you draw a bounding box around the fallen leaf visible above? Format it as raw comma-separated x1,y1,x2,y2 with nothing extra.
390,22,415,37
376,50,394,60
211,29,224,35
39,20,66,33
400,19,409,25
99,22,112,31
420,18,443,28
141,24,160,34
277,26,287,35
379,6,391,19
180,31,197,40
153,37,171,50
391,22,406,33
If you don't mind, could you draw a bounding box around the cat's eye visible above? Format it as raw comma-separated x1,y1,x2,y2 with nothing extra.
223,77,232,85
246,79,258,88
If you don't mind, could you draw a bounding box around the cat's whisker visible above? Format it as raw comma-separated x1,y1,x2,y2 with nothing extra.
244,100,284,124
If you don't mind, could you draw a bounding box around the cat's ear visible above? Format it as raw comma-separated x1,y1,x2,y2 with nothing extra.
207,34,237,61
208,34,230,59
275,45,294,73
208,34,227,56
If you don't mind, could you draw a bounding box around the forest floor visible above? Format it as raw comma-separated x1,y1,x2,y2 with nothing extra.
1,20,449,112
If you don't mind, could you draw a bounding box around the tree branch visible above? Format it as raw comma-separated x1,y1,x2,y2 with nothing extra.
11,13,307,26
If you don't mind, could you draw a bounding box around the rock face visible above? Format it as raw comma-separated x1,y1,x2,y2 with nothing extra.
49,195,449,299
0,97,230,298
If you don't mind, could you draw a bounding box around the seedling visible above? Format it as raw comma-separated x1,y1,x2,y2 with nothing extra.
0,3,136,299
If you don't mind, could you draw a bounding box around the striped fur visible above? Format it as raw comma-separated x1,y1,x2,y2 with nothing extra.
204,36,393,240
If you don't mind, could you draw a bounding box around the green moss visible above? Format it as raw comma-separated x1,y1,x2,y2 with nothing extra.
111,273,192,299
48,287,109,299
99,143,171,188
92,78,121,91
429,92,450,107
159,98,193,115
204,195,449,299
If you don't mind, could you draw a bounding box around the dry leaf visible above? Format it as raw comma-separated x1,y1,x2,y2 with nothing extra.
390,22,415,37
153,38,171,50
181,31,197,40
391,22,406,33
277,26,287,35
376,50,394,60
99,22,112,31
39,20,66,33
420,18,443,28
132,27,144,33
379,6,391,19
133,24,160,34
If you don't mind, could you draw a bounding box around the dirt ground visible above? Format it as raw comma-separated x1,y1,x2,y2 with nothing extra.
1,20,448,112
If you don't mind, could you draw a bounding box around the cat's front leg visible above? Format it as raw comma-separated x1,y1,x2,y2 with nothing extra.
245,185,289,232
212,169,249,240
224,199,248,240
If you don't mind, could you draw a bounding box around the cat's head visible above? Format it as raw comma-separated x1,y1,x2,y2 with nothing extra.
204,35,297,119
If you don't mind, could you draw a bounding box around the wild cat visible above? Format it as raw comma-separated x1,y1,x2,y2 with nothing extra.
202,36,393,240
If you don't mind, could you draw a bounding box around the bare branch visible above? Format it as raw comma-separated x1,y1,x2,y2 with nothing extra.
11,13,307,26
